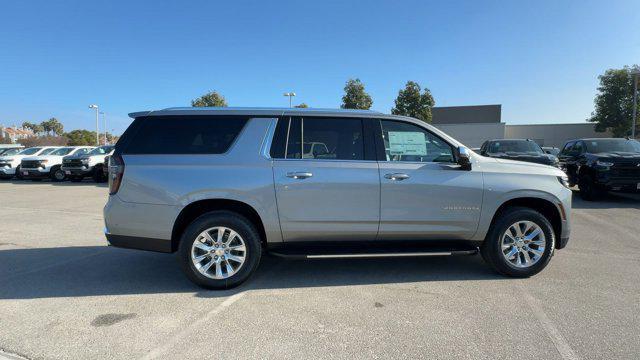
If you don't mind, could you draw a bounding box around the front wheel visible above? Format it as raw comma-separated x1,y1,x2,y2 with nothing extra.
578,174,602,201
15,166,23,180
178,211,262,289
481,207,555,277
51,167,66,182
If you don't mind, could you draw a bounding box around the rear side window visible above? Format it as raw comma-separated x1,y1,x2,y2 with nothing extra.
271,117,365,161
123,116,248,154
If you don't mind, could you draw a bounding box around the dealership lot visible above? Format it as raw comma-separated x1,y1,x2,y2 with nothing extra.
0,181,639,360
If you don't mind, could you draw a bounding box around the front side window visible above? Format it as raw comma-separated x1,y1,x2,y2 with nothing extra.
40,148,58,156
124,116,248,155
89,145,113,155
19,147,42,155
50,147,75,156
272,117,365,161
379,120,454,163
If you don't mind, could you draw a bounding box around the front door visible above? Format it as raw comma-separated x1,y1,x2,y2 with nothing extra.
272,117,380,242
375,119,484,240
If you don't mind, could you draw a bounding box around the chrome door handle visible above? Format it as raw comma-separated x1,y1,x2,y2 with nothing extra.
286,172,313,179
384,173,410,181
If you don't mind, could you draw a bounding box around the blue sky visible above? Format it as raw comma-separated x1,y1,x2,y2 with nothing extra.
1,0,638,134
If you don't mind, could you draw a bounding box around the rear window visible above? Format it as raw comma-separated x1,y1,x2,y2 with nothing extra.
123,116,249,155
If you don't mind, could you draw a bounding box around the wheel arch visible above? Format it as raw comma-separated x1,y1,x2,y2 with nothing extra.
171,199,267,253
487,197,563,248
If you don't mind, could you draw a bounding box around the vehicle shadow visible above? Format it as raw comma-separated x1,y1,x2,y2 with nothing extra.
571,190,640,210
0,179,108,188
0,246,503,300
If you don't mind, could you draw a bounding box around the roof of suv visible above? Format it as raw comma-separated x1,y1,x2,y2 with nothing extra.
129,107,385,119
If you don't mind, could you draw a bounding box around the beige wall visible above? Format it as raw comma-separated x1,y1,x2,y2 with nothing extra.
505,123,611,148
433,122,612,149
433,122,506,148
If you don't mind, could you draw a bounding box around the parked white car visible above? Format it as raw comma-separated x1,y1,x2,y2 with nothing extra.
20,146,94,181
0,147,61,180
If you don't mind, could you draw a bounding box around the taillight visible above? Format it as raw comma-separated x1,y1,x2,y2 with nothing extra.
108,154,125,195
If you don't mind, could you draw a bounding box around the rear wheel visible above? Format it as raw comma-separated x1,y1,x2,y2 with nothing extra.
578,174,602,201
178,211,262,289
481,207,554,277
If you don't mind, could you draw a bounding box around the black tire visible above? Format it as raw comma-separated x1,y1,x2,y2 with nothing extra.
178,210,262,289
15,166,23,180
70,176,83,182
94,167,108,183
50,166,66,182
480,207,555,277
578,174,602,201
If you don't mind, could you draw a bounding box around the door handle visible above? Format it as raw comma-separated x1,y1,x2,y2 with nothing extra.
384,173,410,181
286,172,313,179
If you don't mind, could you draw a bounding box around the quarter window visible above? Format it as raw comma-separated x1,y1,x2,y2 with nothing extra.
124,116,248,155
379,120,454,163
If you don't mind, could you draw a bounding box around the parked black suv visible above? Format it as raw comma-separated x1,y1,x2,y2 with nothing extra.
479,139,559,167
559,138,640,200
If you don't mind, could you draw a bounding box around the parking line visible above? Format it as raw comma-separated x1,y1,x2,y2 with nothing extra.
518,283,580,360
140,292,246,360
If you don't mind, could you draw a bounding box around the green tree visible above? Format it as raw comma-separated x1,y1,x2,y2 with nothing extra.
391,81,435,123
65,129,97,146
588,65,640,137
41,118,63,135
191,91,228,107
341,78,373,110
294,103,309,108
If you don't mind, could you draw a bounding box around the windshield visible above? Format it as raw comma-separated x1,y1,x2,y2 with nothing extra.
39,148,58,156
88,145,113,155
18,147,42,155
0,148,22,156
49,147,75,156
488,140,543,154
585,139,640,153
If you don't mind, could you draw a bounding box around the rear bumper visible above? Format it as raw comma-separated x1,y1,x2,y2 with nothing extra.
105,230,172,253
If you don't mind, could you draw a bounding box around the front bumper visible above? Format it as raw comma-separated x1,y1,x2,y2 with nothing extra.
0,166,16,176
61,166,95,177
20,168,51,178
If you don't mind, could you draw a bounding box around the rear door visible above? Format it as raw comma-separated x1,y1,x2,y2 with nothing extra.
271,116,380,242
374,119,484,240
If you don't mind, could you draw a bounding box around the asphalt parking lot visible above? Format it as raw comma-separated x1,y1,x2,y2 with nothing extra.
0,181,639,360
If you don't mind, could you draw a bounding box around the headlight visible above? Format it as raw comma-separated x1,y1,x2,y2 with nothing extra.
4,158,14,162
557,175,570,188
596,160,614,167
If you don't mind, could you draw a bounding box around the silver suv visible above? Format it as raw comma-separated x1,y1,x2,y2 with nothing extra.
104,108,571,289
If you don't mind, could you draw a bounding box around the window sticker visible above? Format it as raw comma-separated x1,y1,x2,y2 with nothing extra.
388,131,427,155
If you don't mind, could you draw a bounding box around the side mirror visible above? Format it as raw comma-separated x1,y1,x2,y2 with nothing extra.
456,146,472,170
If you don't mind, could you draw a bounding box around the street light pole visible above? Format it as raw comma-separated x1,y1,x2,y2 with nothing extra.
283,92,296,108
88,104,99,145
100,111,107,144
632,69,639,139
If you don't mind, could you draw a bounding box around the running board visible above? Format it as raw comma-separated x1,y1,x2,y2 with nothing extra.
269,249,478,259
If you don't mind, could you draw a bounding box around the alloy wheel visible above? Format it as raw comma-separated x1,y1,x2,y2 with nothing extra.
191,226,247,279
501,221,546,268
